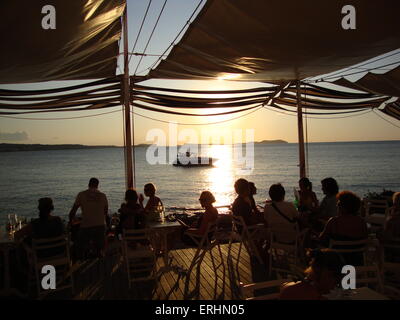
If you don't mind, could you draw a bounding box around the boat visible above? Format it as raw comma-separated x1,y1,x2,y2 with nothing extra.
172,152,216,167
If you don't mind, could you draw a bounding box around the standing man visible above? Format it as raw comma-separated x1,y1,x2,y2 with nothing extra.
69,177,109,259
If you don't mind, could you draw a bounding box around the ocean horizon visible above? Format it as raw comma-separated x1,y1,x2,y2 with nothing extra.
1,140,399,227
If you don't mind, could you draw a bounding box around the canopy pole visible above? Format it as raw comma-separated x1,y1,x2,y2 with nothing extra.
297,81,306,178
123,7,134,189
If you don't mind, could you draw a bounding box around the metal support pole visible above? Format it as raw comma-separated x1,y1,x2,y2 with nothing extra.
123,7,134,189
297,81,306,178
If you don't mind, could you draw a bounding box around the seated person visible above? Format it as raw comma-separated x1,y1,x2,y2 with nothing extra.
319,191,368,265
118,189,147,233
381,192,400,262
298,177,319,214
178,191,219,245
279,249,344,300
232,178,260,227
249,182,261,215
318,177,339,221
139,183,164,221
264,183,299,243
15,197,65,258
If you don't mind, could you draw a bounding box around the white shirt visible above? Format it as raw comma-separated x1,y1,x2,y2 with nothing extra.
264,201,299,243
74,189,108,228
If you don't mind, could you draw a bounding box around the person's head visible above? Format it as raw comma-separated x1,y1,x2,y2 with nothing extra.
38,197,54,220
144,183,156,197
393,192,400,209
125,189,138,203
249,182,257,196
88,177,99,189
305,249,344,294
199,191,216,208
299,177,312,192
234,178,250,197
336,191,361,216
269,183,285,202
321,177,339,196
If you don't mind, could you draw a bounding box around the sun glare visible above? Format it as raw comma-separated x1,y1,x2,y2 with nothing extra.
203,145,235,207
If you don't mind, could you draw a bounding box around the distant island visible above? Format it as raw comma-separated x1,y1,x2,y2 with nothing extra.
255,139,288,144
0,140,289,152
0,143,119,152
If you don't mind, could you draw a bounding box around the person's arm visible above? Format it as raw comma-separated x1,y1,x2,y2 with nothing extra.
104,195,109,226
139,194,145,209
14,223,33,242
69,194,80,223
104,195,109,216
318,217,334,244
177,219,190,228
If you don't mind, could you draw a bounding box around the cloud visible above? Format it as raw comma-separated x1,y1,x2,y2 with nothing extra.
0,131,29,142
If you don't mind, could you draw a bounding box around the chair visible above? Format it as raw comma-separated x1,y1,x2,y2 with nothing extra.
363,199,390,232
121,228,156,289
328,238,369,266
239,278,292,300
380,240,400,297
228,215,266,266
354,265,384,292
268,225,308,277
183,221,225,299
25,235,74,299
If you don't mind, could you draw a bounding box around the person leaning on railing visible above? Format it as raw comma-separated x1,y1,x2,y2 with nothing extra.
69,177,109,259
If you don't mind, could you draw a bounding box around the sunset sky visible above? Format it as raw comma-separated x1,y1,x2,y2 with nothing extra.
0,0,399,146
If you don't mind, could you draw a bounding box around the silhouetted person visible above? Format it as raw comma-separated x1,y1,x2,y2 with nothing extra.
319,191,368,265
264,183,299,243
280,249,344,300
15,197,65,258
179,191,219,245
318,177,339,221
232,178,256,226
249,182,261,215
139,183,164,221
118,189,147,233
298,177,319,213
381,192,400,262
69,177,108,259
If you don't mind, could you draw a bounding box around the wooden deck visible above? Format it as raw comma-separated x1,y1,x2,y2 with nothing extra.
105,242,270,300
68,242,270,300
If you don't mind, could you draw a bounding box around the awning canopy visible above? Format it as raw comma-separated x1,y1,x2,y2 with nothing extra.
332,66,400,98
0,0,125,84
148,0,400,82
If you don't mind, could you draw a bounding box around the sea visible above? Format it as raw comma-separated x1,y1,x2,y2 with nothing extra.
0,141,399,227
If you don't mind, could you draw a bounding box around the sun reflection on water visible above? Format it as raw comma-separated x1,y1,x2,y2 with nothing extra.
202,145,236,208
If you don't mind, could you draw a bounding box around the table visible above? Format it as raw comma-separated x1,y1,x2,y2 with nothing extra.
148,220,182,265
147,220,186,279
0,231,25,298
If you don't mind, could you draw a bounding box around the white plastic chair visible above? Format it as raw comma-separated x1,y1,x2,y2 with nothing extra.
183,221,225,299
328,238,369,266
268,225,308,277
363,199,390,231
25,235,74,299
122,228,156,289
